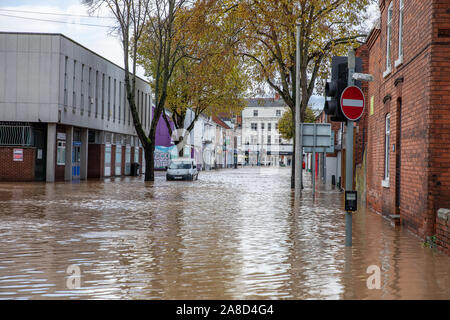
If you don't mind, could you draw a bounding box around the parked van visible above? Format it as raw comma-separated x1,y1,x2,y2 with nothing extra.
166,158,199,181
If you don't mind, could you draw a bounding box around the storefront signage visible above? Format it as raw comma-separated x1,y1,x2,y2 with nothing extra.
57,133,66,141
13,149,23,161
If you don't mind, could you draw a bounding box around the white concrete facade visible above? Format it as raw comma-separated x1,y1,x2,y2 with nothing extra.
0,32,152,182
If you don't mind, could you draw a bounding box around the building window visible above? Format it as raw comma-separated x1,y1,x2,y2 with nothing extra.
251,123,257,131
384,2,393,77
275,123,279,130
396,0,404,66
124,83,127,125
80,64,84,114
88,67,92,117
57,141,66,165
267,135,271,145
276,110,282,116
253,110,258,117
108,76,111,121
384,113,391,183
119,81,121,123
63,56,68,107
141,91,144,125
95,71,99,118
101,74,105,119
268,123,271,131
113,79,116,122
261,123,265,130
72,60,76,112
144,94,148,129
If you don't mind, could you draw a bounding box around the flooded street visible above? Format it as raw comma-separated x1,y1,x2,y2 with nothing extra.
0,167,448,299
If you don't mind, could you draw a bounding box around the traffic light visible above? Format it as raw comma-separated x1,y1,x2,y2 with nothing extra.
324,56,362,122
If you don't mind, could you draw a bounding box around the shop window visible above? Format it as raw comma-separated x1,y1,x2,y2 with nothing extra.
57,141,66,165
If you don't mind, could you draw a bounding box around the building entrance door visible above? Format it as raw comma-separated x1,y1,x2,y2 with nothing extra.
72,141,81,180
33,126,47,181
104,144,111,177
125,145,131,175
115,145,122,176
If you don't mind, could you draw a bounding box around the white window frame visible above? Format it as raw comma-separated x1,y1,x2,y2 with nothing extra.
395,0,404,67
383,2,393,78
382,113,391,187
253,109,258,117
57,140,66,165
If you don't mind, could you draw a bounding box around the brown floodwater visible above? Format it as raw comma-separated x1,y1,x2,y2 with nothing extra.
0,167,448,299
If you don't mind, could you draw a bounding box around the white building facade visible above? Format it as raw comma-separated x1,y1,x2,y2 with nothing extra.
241,98,293,166
0,32,151,182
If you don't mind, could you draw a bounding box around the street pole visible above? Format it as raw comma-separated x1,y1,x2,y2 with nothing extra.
295,21,302,195
345,49,355,247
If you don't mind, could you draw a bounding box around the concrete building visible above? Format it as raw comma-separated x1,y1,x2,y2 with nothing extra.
0,32,152,182
365,0,450,252
241,98,293,166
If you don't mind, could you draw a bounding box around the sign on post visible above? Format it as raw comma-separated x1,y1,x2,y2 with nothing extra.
340,86,365,121
300,123,332,197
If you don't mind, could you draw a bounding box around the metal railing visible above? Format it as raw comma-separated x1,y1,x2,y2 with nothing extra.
0,123,32,146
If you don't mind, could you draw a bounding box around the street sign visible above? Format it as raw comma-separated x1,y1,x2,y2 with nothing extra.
301,123,332,147
303,133,334,153
340,85,365,121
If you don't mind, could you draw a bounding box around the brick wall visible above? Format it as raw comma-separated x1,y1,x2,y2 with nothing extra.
0,147,35,182
436,209,449,255
366,0,449,240
429,0,450,221
355,44,370,166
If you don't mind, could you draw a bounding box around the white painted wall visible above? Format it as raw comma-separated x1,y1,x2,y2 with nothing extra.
0,32,152,138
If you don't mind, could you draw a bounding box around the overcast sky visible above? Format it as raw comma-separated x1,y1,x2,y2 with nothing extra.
0,0,379,107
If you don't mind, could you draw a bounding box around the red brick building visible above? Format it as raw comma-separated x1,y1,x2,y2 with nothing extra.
365,0,450,251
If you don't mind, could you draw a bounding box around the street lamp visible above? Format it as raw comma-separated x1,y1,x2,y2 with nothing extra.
295,19,303,193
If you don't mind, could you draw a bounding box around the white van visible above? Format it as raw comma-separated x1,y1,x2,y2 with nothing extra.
166,158,199,181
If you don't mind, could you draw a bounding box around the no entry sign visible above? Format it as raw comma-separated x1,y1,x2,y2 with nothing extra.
340,86,365,121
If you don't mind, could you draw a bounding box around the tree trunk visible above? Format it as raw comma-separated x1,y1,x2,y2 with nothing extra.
144,142,155,181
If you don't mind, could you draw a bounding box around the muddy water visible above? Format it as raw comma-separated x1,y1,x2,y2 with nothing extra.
0,167,448,299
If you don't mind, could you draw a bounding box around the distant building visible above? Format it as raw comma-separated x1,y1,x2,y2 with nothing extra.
0,32,152,181
241,98,293,166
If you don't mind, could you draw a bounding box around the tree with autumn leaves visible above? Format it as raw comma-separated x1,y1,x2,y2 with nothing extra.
226,0,372,187
278,106,317,141
83,0,373,183
137,1,250,156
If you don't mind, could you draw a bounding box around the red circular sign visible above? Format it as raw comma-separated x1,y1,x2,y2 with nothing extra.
340,86,365,121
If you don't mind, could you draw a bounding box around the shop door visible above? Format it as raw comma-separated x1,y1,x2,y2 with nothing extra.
115,145,122,176
33,127,47,181
72,141,81,180
104,144,111,177
125,146,131,175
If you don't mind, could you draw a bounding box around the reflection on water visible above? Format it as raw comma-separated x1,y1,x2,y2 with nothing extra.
0,167,448,299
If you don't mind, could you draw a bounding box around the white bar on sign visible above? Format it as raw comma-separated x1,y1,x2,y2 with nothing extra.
343,99,363,107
